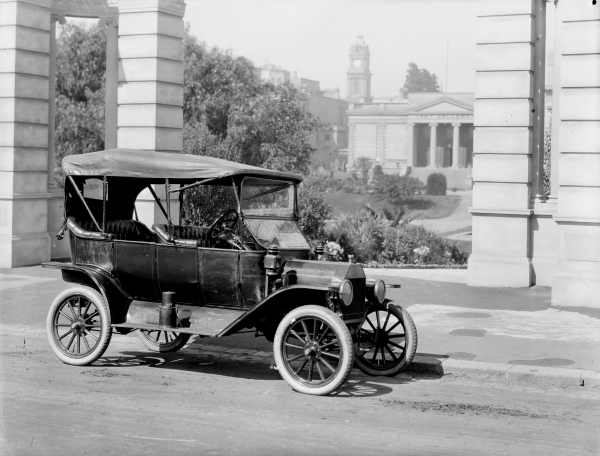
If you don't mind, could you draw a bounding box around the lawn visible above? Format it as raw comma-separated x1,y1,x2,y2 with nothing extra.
323,190,462,221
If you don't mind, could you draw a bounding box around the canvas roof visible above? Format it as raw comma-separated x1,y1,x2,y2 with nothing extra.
62,149,303,182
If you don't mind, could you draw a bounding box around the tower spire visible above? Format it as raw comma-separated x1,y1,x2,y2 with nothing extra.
347,35,371,102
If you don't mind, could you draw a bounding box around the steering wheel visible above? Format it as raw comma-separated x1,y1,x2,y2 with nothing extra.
207,209,244,250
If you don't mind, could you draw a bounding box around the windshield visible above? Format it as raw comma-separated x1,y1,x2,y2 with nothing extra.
241,178,295,218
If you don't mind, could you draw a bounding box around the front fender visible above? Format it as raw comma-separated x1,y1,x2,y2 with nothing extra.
43,262,131,323
219,285,329,338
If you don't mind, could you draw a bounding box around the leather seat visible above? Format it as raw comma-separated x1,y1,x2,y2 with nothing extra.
71,217,156,242
152,224,210,247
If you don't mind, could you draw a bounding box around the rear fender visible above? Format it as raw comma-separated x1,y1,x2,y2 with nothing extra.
220,285,329,340
44,262,131,324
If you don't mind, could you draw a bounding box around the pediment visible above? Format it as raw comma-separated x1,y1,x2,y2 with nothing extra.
411,97,473,115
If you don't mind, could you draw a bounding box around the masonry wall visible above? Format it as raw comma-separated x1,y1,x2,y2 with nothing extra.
551,2,600,309
468,0,536,286
0,0,52,266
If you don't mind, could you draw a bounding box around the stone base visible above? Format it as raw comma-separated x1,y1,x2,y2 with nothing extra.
552,271,600,310
531,256,558,287
0,232,51,267
467,254,533,287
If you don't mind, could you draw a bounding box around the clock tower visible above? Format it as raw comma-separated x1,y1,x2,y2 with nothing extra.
347,36,372,102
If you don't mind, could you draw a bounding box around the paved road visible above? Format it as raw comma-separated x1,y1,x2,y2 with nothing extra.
2,326,599,455
1,267,599,455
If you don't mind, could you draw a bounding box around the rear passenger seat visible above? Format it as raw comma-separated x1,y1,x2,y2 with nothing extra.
69,217,156,242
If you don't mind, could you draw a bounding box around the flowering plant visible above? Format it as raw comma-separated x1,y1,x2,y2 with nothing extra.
324,241,345,261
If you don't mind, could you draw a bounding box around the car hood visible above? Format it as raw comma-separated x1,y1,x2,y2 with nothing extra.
282,259,365,288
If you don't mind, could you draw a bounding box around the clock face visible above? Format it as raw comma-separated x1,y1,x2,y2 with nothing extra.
352,59,362,68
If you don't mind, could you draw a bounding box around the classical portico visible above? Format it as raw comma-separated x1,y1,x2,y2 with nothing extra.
0,0,186,267
347,93,474,189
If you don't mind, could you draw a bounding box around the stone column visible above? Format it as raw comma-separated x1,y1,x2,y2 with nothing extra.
451,122,460,168
0,0,52,267
46,13,69,259
103,16,118,149
375,123,385,163
117,0,185,226
551,3,600,309
467,0,537,286
428,122,437,167
406,122,414,167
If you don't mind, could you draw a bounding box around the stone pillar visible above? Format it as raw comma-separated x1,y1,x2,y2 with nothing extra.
117,0,185,226
0,0,52,267
428,122,437,167
406,122,414,167
551,3,600,309
103,16,118,149
451,122,460,168
467,0,537,286
46,13,69,259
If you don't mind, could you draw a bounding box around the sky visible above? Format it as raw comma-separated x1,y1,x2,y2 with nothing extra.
184,0,478,97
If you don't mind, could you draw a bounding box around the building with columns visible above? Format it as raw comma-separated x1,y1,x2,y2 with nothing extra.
1,0,598,313
344,36,474,189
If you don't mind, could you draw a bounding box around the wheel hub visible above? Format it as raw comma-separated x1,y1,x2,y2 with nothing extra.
304,340,320,357
71,319,85,334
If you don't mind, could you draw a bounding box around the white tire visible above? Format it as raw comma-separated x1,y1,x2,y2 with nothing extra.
354,304,418,376
136,330,190,352
273,305,353,395
46,286,112,366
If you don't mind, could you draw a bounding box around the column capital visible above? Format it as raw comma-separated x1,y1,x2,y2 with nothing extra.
428,121,438,127
99,15,118,28
452,122,461,128
51,13,66,25
117,0,186,17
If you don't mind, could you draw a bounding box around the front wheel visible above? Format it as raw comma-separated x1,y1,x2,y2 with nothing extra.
136,329,190,352
46,286,112,366
354,303,418,376
273,305,354,396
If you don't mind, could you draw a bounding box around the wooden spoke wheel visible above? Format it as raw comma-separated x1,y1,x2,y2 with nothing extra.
46,286,112,366
273,305,353,395
354,303,417,376
136,329,190,353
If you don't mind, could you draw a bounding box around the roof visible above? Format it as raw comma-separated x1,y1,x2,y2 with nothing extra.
62,149,303,182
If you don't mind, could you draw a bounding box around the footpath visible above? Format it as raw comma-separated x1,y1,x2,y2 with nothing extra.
1,266,599,391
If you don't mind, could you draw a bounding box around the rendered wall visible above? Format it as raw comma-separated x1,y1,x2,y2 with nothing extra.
0,0,52,266
551,2,600,309
467,0,536,286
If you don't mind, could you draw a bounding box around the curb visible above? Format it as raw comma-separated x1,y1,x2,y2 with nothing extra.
189,342,600,391
409,355,600,390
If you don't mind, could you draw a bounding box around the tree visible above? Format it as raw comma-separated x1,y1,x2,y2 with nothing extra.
183,31,318,174
54,24,319,189
54,23,106,186
402,62,440,93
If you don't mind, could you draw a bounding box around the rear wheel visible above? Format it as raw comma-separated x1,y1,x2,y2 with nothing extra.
354,303,417,376
136,330,190,353
273,305,353,395
46,286,112,366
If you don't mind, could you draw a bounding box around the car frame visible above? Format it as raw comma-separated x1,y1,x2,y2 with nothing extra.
44,149,417,395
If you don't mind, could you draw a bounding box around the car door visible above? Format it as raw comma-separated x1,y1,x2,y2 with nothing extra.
156,243,201,305
113,240,159,301
198,247,240,307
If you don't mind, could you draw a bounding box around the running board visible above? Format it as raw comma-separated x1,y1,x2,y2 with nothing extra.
113,300,246,337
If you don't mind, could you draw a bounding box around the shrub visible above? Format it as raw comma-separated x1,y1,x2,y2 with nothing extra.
297,181,332,240
426,173,447,196
326,209,467,265
380,224,467,265
326,210,386,263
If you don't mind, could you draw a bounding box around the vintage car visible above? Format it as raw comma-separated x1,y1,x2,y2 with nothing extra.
44,149,417,395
